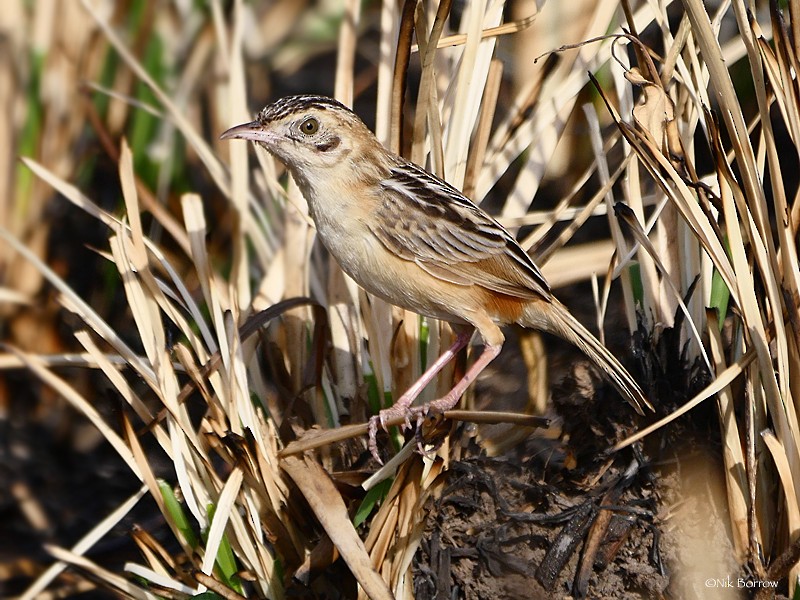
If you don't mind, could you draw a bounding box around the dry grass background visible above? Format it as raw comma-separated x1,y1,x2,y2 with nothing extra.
1,0,799,598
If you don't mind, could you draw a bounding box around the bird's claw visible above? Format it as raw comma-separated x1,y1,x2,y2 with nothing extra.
367,403,436,464
367,416,382,464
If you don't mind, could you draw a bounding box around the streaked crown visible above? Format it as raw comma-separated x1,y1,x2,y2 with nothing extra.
257,94,353,125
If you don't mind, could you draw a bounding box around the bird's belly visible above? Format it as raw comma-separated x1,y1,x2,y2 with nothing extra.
319,226,470,324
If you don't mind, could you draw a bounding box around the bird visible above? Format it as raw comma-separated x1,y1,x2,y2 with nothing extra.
221,94,652,461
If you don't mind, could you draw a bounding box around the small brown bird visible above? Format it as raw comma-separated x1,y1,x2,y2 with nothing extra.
221,95,651,459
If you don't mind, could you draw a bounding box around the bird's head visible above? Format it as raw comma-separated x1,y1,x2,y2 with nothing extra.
220,95,375,174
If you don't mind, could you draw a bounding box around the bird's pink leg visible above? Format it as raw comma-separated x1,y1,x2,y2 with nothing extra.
368,329,472,461
425,341,502,413
376,344,503,462
409,341,502,456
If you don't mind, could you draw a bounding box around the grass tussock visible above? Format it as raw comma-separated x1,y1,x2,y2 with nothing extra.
1,0,799,597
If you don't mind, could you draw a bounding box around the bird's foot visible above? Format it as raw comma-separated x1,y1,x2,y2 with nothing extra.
368,403,415,464
368,395,459,464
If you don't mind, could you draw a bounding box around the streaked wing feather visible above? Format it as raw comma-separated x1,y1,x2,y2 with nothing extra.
415,260,473,285
370,162,551,300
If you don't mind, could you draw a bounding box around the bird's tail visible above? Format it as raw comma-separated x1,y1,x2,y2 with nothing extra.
520,300,653,414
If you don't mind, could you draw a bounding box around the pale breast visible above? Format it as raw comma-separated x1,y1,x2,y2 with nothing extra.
302,178,481,326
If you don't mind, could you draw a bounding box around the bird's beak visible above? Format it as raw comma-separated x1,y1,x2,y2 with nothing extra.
219,120,273,144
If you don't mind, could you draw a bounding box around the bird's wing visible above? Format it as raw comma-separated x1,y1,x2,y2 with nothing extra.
369,161,551,300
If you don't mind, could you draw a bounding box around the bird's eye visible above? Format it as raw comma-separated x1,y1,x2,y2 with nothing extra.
300,117,319,135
